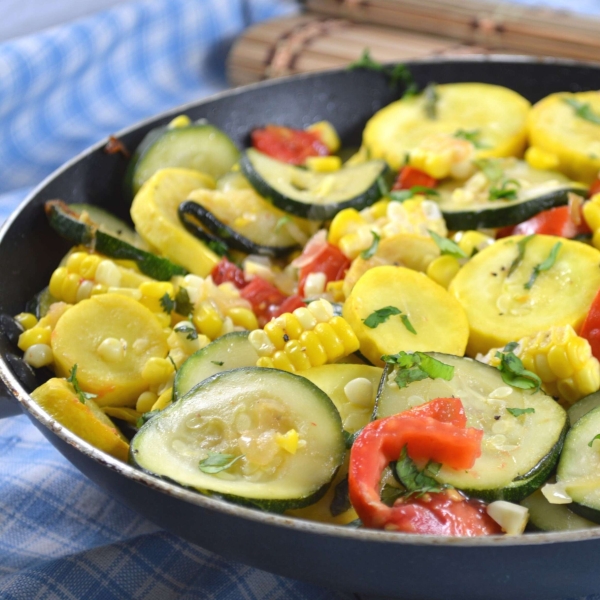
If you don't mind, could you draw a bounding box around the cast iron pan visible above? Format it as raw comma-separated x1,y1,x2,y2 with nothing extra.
1,57,600,600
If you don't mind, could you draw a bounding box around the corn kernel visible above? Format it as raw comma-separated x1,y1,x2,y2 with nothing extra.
228,307,258,331
257,356,275,369
426,255,461,289
193,303,223,340
14,313,37,330
18,326,51,351
525,146,560,171
293,307,317,331
370,199,390,220
76,280,94,302
97,337,126,363
271,351,295,372
344,377,373,408
574,360,600,399
275,312,304,340
534,352,556,383
284,340,312,371
329,316,360,353
23,343,53,368
153,311,172,328
275,429,300,454
314,322,344,361
328,208,366,246
306,120,340,152
139,281,175,299
168,114,191,128
326,280,345,302
49,267,68,299
454,230,494,257
79,254,102,280
151,387,173,411
567,336,592,371
142,356,175,386
547,345,574,380
264,321,288,350
136,390,158,413
308,299,334,323
305,156,342,172
304,272,327,296
299,330,327,366
95,260,122,287
249,329,277,357
91,283,107,296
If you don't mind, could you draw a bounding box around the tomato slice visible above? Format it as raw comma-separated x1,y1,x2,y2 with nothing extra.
348,397,499,536
393,166,438,191
297,242,350,296
251,125,329,165
211,258,247,289
497,205,591,239
240,276,288,326
580,288,600,361
273,294,306,318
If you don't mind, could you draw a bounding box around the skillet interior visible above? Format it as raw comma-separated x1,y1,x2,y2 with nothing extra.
2,57,600,600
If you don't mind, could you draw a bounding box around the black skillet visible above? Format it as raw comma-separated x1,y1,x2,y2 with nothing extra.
2,57,600,600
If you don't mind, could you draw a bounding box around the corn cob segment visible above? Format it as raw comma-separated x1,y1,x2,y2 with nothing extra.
249,299,360,373
478,325,600,405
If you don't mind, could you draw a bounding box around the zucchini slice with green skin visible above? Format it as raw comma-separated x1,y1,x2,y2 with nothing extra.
436,159,587,230
127,122,240,195
375,353,567,502
26,287,57,319
178,200,300,258
131,367,346,511
174,331,259,399
45,200,187,281
568,390,600,426
240,148,390,220
556,406,600,524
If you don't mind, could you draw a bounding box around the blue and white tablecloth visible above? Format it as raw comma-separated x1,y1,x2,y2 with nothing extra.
3,0,600,598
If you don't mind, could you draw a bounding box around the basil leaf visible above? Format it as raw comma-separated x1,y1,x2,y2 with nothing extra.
494,350,542,392
380,483,406,506
348,51,417,95
453,128,488,149
525,242,562,290
388,189,413,202
504,341,519,352
489,178,521,201
508,234,535,277
395,446,448,497
409,185,439,197
361,231,380,259
563,98,600,126
423,83,438,120
382,351,454,389
207,239,229,257
588,434,600,448
506,407,536,418
400,314,417,335
160,293,175,314
428,229,467,259
174,287,193,317
330,476,351,516
474,158,504,183
363,306,401,328
67,363,96,404
199,452,244,474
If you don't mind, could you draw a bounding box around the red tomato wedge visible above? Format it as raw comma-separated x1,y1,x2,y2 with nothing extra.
497,205,591,239
580,288,600,361
211,258,247,289
251,125,329,165
393,166,438,191
240,276,288,326
297,242,350,296
348,397,499,536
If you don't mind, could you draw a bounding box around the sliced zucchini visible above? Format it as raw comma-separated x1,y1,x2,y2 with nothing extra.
449,234,600,356
376,353,567,502
521,488,597,532
45,200,187,281
363,83,531,170
174,331,259,399
127,122,240,195
240,148,390,220
556,405,600,523
131,367,346,511
26,287,58,319
436,158,586,230
568,391,600,426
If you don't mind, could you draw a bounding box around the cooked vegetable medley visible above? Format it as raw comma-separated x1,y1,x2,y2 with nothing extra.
13,71,600,537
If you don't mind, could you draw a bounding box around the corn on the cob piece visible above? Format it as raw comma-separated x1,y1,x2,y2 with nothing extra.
249,299,360,373
478,325,600,405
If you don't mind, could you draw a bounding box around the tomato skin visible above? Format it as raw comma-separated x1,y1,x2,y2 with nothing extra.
393,166,438,190
590,178,600,197
348,397,498,536
298,243,350,296
273,294,306,318
580,288,600,361
211,258,247,289
496,205,591,239
240,277,288,326
251,125,329,165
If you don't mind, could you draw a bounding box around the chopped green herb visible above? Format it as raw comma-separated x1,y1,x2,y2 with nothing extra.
160,293,175,314
136,410,161,429
67,364,96,404
348,50,417,95
504,341,519,352
198,452,244,474
453,128,488,149
489,178,521,201
176,324,198,341
211,360,224,366
494,350,542,392
474,158,504,183
525,242,562,290
588,434,600,448
348,48,385,73
363,306,401,328
395,446,448,497
330,476,351,516
275,215,292,232
508,234,535,277
174,287,193,317
507,407,536,418
382,351,454,388
388,186,439,203
377,176,390,197
167,355,178,372
390,63,419,96
400,314,417,335
423,83,438,120
361,231,380,259
428,229,467,259
207,239,229,257
563,97,600,125
380,484,406,506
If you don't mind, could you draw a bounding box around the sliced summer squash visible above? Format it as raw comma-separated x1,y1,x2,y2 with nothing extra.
31,378,129,461
343,265,469,366
130,168,220,276
528,91,600,185
376,353,567,502
363,83,531,170
449,235,600,356
131,367,346,511
51,294,169,407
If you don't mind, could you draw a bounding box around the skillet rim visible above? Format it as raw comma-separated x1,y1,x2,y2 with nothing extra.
2,53,600,549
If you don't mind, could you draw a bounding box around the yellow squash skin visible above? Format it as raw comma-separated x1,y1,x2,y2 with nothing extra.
130,168,219,276
449,235,600,357
363,83,531,170
31,378,129,461
528,91,600,185
343,265,469,366
51,294,169,407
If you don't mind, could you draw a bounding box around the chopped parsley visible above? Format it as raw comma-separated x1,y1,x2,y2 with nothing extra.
348,50,418,96
275,215,292,232
428,229,467,259
382,351,454,389
160,293,175,314
395,446,448,497
524,242,562,290
453,128,488,149
360,231,380,259
363,306,401,328
400,314,417,335
563,97,600,125
67,364,96,404
378,176,438,202
508,234,535,277
474,158,504,183
506,407,536,418
207,239,229,257
174,287,193,317
588,434,600,448
494,349,541,392
211,360,224,366
199,452,244,474
489,178,521,201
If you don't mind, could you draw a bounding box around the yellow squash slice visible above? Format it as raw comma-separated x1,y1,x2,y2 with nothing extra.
528,91,600,184
51,294,169,407
343,265,469,366
31,378,129,461
130,168,219,276
449,235,600,356
363,83,531,170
